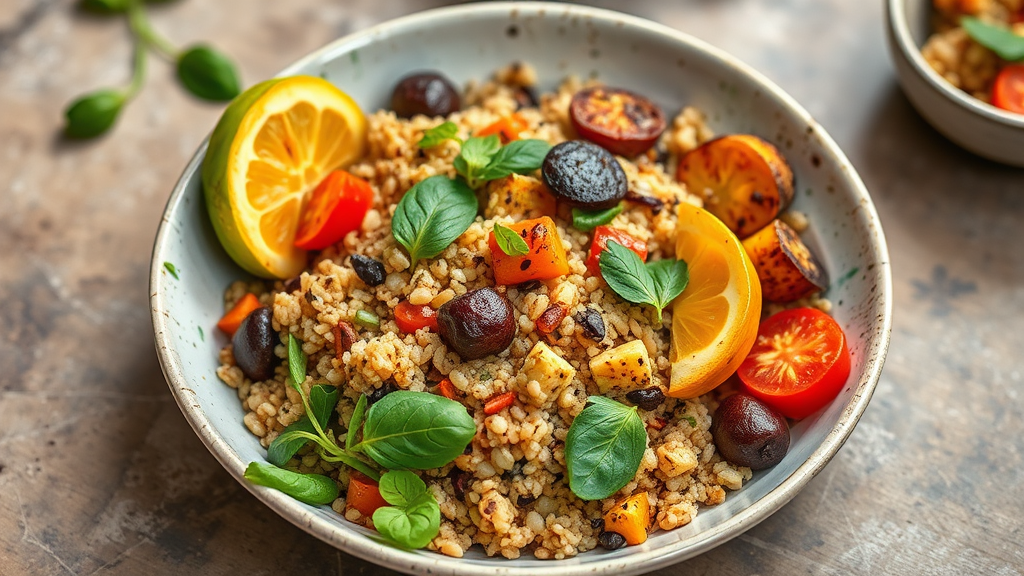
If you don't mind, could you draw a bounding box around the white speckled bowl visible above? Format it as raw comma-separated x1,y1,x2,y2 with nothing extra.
887,0,1024,166
151,3,892,574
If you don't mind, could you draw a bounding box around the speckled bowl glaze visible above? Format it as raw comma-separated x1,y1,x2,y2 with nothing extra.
887,0,1024,166
150,3,892,574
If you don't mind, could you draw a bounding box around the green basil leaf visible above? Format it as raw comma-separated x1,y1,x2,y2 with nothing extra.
962,17,1024,62
454,135,502,187
392,175,478,267
347,394,368,450
244,461,338,505
267,416,317,466
477,139,551,181
492,223,530,256
378,470,428,508
177,45,242,101
287,334,307,390
682,415,698,427
565,396,646,500
599,240,659,307
418,121,461,148
63,89,125,138
647,258,689,310
309,384,339,430
356,391,476,470
572,204,624,232
372,491,441,549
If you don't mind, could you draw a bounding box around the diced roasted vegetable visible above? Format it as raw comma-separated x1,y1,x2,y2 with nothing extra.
522,341,576,403
589,340,652,393
477,113,528,144
346,472,389,517
488,216,570,285
217,293,261,336
603,492,651,545
484,174,557,220
742,219,828,302
676,135,794,238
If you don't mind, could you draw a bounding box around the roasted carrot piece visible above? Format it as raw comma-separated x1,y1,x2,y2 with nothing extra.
484,392,516,415
742,219,828,302
477,113,529,144
216,293,262,336
603,492,651,545
488,216,570,285
437,378,459,401
347,472,389,517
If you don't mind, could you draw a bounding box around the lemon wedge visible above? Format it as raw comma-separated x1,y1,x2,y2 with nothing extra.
202,75,367,279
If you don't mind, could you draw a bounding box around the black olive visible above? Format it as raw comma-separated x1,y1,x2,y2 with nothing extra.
516,494,536,506
282,276,302,293
437,288,516,360
711,394,790,470
624,189,665,215
590,517,605,530
541,140,628,210
626,387,666,411
390,72,460,118
575,307,606,341
367,382,396,405
350,254,386,287
513,86,539,110
598,531,627,550
232,307,276,381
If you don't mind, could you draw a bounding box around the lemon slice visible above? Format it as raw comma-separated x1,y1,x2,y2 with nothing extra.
202,76,367,279
668,203,762,398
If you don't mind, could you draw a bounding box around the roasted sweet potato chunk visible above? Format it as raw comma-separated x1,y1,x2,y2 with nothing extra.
742,219,828,302
484,174,557,220
676,135,794,238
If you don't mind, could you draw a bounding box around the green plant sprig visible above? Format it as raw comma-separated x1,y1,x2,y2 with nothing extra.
64,0,242,139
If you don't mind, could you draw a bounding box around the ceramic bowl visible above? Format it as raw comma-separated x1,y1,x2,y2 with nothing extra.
887,0,1024,166
150,3,892,574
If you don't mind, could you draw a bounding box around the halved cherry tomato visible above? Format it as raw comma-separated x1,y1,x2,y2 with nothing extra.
477,113,529,144
570,87,666,157
991,65,1024,115
216,293,262,336
394,301,438,333
346,472,389,517
294,170,373,250
586,225,648,277
738,308,851,420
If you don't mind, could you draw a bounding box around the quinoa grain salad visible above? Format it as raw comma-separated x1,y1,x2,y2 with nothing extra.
202,63,851,559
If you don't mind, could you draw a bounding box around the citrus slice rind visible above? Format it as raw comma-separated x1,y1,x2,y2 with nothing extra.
202,76,367,279
668,203,762,399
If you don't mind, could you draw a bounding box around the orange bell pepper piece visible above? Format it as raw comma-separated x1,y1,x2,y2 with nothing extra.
603,492,651,545
488,216,570,285
216,293,262,337
477,113,529,144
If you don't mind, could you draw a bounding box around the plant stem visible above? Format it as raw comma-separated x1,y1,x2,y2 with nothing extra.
319,450,381,482
124,38,147,99
127,0,179,60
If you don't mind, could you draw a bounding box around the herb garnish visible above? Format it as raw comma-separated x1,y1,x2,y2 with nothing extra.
565,396,647,501
354,309,381,330
492,223,530,256
962,17,1024,62
599,241,689,324
572,204,624,232
453,135,550,189
163,261,179,279
417,121,462,148
244,462,339,505
682,415,698,427
372,471,442,549
392,175,478,268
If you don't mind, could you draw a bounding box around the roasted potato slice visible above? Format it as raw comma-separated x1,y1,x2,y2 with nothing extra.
676,135,794,238
742,219,828,302
484,174,557,219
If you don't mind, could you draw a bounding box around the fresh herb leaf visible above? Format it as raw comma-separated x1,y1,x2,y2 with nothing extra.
599,241,689,324
392,175,478,267
476,139,551,181
492,223,530,256
565,396,646,500
572,204,624,232
347,394,368,450
287,333,307,389
177,44,242,101
682,415,697,427
163,261,179,279
418,121,461,148
309,384,339,430
198,326,204,341
244,461,339,505
962,17,1024,62
378,469,428,507
354,309,380,330
453,135,502,188
267,416,318,466
65,89,126,138
373,470,441,549
353,391,476,470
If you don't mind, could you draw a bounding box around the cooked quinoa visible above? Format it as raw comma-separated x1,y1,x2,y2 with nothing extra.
216,64,758,560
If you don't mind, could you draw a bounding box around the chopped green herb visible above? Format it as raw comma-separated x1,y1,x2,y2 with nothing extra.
682,415,697,427
354,310,380,330
198,326,204,341
163,261,179,279
492,223,530,256
417,121,461,148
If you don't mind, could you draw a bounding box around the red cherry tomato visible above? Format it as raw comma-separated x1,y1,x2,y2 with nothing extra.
586,225,648,277
394,301,438,333
346,472,388,517
294,170,373,250
738,308,851,420
991,65,1024,115
569,87,666,157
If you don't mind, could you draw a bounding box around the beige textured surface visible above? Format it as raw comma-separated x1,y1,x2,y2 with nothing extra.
1,1,1022,574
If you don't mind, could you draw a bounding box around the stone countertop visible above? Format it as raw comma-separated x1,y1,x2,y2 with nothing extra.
2,0,1022,574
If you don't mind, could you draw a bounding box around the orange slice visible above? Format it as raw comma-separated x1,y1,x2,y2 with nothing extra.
202,76,367,279
668,203,762,398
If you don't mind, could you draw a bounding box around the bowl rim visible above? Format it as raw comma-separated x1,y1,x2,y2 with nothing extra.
150,2,893,574
887,0,1024,128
